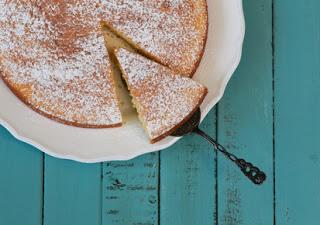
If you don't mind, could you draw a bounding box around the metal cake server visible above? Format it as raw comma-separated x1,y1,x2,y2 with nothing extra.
171,108,266,185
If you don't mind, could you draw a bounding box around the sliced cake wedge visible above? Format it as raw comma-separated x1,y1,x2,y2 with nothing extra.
115,48,208,143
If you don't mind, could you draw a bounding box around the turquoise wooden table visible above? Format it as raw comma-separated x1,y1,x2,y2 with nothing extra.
1,1,319,224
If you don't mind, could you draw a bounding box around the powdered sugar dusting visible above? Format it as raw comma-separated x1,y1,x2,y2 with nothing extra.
116,49,207,141
103,0,208,76
0,0,207,127
0,1,122,126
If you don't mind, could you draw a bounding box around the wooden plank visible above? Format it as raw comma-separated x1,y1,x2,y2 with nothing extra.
0,126,43,225
160,111,217,225
44,157,101,225
103,153,159,225
217,0,274,224
274,1,320,225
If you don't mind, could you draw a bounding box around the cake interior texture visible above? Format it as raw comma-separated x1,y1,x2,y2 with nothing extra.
102,25,137,120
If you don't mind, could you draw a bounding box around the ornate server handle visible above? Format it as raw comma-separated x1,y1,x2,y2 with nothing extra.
194,128,266,185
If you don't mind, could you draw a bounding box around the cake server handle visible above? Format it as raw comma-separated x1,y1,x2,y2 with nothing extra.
193,127,266,185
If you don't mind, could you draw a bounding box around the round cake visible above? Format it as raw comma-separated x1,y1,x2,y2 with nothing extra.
0,0,208,128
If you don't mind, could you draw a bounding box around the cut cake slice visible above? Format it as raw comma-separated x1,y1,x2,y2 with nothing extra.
115,48,208,143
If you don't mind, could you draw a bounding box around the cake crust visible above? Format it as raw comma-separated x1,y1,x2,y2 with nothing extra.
0,73,122,128
150,90,207,143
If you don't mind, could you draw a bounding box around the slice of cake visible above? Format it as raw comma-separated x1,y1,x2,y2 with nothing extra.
115,48,208,143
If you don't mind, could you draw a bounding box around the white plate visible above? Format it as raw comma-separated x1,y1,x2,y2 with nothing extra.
0,0,245,163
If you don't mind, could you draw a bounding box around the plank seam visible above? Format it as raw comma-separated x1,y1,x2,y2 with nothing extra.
214,106,219,225
272,0,276,224
100,162,103,225
42,154,45,225
158,153,161,225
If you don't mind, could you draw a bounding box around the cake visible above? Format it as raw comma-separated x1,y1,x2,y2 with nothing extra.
0,0,208,130
115,48,208,143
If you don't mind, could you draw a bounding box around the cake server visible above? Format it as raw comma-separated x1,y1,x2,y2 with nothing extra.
171,108,266,185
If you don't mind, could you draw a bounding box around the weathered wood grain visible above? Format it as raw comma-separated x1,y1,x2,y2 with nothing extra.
103,153,159,225
0,127,43,225
1,1,320,225
159,111,217,225
274,1,320,224
43,157,101,225
217,0,274,224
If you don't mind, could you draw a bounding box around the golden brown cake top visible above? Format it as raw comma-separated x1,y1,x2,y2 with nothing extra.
115,48,207,143
0,0,207,128
0,1,122,127
103,0,208,76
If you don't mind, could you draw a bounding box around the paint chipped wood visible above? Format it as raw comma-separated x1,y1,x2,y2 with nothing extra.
103,153,159,225
160,111,217,225
0,127,43,225
44,157,101,225
218,1,274,224
0,1,319,225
